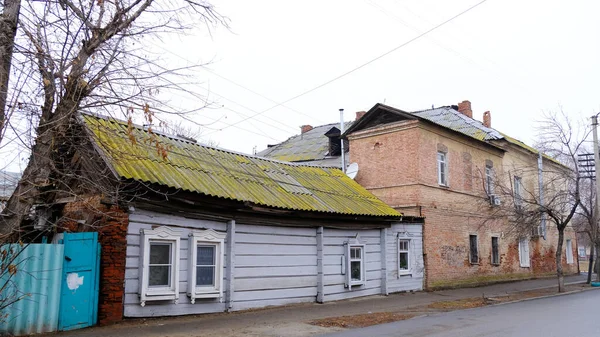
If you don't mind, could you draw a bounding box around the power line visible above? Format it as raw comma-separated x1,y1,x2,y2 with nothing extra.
211,0,489,133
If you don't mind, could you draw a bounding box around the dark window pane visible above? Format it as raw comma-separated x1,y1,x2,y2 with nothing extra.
351,261,361,281
492,237,499,264
469,235,478,263
150,243,171,265
196,266,215,286
197,246,215,266
399,252,409,270
149,266,170,286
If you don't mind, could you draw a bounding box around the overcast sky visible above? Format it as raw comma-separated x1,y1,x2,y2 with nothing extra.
3,0,600,172
158,0,599,155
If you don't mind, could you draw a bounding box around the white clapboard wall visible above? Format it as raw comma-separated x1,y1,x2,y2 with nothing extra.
124,209,422,317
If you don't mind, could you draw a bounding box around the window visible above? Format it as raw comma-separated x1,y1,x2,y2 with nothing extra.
485,165,494,195
398,239,411,274
491,237,499,265
579,246,587,258
139,226,182,306
344,241,365,289
438,152,448,186
149,243,173,287
566,239,574,264
188,229,226,303
514,176,523,208
519,238,530,267
469,235,478,264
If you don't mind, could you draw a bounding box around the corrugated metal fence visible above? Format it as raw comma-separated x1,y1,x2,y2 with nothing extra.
0,243,64,335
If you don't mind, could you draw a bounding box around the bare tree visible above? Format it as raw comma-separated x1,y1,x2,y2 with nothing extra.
484,110,586,292
0,0,22,143
0,0,225,237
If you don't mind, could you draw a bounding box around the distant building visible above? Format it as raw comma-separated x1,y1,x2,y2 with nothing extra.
0,171,20,211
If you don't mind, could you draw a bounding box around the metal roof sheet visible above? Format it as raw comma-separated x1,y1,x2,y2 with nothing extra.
83,115,399,218
412,107,503,141
258,122,353,165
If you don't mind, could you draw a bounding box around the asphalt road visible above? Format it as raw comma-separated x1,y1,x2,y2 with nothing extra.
320,289,600,337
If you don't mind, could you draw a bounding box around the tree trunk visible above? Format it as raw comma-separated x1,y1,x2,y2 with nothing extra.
0,76,89,237
0,0,21,143
556,228,565,292
587,244,594,284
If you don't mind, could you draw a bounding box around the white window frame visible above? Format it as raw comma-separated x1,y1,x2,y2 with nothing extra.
139,226,181,307
566,239,574,264
344,238,366,290
519,238,530,267
485,165,494,195
188,229,226,303
579,246,587,258
437,151,448,186
398,238,411,275
514,176,523,208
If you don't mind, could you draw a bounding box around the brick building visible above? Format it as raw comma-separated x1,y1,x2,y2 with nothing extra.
261,100,579,289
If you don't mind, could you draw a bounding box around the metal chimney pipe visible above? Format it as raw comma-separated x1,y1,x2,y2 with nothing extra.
340,108,345,173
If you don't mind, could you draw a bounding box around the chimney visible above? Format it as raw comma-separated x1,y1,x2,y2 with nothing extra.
483,111,491,128
300,125,313,134
457,100,473,118
355,111,367,120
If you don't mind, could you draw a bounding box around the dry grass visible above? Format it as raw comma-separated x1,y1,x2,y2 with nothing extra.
310,312,417,328
426,297,487,310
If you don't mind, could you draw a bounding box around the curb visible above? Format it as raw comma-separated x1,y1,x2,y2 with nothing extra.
486,284,600,308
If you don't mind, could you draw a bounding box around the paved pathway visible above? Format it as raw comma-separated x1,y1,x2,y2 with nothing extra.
51,274,587,337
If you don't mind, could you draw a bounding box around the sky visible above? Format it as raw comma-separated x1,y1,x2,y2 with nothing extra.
3,0,600,171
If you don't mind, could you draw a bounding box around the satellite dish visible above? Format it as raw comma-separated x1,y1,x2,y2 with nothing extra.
346,163,359,179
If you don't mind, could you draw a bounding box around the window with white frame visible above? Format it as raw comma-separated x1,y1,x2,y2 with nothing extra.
579,246,587,258
485,165,494,195
519,238,530,267
398,239,411,274
139,226,181,307
344,240,365,289
437,152,448,186
469,234,478,264
188,229,226,303
566,239,574,264
514,176,523,208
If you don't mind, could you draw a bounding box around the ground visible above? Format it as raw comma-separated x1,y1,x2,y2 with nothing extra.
51,275,588,337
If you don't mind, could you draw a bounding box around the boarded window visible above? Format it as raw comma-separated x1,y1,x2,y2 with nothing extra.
566,240,574,264
469,235,478,264
519,238,530,267
491,237,499,265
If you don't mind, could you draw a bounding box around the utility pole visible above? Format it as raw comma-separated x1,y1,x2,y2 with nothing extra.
591,114,600,282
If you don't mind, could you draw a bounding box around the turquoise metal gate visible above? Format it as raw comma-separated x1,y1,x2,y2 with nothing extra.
58,232,101,331
0,232,100,335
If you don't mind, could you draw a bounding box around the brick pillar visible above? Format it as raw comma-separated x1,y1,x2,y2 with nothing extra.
97,205,128,325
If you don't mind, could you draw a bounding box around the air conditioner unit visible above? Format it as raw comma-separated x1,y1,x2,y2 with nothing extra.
489,195,501,206
532,226,544,237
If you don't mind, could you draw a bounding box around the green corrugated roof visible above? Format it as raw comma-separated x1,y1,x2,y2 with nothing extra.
83,114,400,218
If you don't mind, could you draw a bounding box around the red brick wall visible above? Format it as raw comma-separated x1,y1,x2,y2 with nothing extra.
59,195,128,325
349,121,579,289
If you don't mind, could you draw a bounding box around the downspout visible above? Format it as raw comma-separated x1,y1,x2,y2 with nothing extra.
538,151,546,240
340,108,346,173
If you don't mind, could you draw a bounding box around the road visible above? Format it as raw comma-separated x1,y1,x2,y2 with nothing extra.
320,289,600,337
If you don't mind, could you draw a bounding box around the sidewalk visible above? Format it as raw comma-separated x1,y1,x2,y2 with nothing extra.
52,274,590,337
